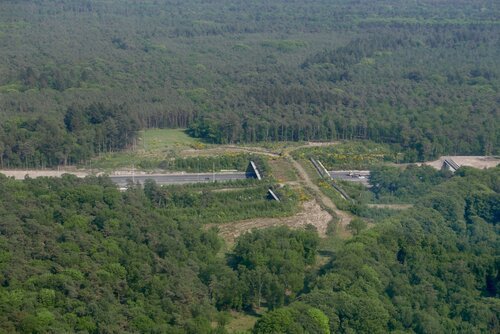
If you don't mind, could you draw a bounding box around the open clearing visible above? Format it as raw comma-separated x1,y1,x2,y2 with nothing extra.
141,128,202,151
213,200,332,243
425,156,499,170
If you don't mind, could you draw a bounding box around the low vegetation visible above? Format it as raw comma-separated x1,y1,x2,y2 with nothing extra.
292,141,396,169
144,181,299,224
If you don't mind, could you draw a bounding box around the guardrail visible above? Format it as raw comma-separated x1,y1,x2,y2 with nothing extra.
310,158,353,201
330,182,350,201
310,158,331,179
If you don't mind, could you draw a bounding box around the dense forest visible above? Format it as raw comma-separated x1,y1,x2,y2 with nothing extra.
255,166,499,333
0,1,499,333
0,174,314,333
0,166,498,333
1,0,499,165
0,103,139,168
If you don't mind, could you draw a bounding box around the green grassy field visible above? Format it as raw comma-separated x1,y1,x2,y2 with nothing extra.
141,128,203,152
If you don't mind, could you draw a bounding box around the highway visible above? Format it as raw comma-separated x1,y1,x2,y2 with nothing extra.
328,171,371,185
110,172,250,187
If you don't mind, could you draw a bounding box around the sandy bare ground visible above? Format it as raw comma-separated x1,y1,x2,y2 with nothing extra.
425,156,499,170
288,157,353,229
211,200,332,243
0,169,227,179
0,169,89,179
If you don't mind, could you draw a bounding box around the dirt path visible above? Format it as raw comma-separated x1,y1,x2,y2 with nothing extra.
182,141,340,158
288,157,352,230
0,169,89,179
211,200,332,243
182,146,280,158
425,156,499,170
366,204,413,210
283,141,340,153
391,156,499,170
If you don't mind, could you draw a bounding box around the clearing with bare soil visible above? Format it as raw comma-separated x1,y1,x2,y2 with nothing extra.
212,200,332,243
425,156,499,170
288,157,353,229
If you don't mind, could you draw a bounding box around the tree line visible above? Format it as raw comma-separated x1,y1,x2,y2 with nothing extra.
0,103,139,168
1,0,498,163
187,23,499,161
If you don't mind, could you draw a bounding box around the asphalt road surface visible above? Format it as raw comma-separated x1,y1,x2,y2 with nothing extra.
110,172,250,187
328,171,370,185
